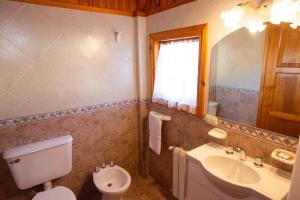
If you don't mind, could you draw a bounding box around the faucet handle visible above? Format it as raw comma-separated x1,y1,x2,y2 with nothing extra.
254,156,263,167
233,147,242,152
110,161,115,167
95,166,101,173
233,147,247,161
101,162,107,168
225,146,234,154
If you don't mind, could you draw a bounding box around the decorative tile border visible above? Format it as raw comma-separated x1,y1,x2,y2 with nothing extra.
215,86,259,95
218,118,299,150
0,99,150,129
150,102,298,150
1,99,297,150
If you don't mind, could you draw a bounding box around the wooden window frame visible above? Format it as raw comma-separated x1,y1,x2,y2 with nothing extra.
149,24,208,117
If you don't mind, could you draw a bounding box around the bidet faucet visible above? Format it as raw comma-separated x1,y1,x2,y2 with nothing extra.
101,162,107,168
233,147,247,161
110,161,115,167
95,166,101,173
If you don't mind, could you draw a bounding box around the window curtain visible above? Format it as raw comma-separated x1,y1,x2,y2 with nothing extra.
152,39,200,114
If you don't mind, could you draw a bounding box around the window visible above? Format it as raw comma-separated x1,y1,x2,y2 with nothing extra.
150,24,207,116
153,39,199,113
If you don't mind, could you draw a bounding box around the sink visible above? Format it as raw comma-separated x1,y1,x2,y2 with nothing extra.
203,155,260,185
186,142,292,200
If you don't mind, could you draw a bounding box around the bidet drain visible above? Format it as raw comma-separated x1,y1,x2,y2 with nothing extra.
107,183,112,187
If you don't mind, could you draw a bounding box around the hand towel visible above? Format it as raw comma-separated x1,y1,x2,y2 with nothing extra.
178,149,186,200
172,147,179,198
149,111,163,155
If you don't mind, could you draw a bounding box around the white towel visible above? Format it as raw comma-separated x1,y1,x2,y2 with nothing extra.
178,149,186,200
173,147,186,200
288,137,300,200
149,111,163,155
172,147,180,198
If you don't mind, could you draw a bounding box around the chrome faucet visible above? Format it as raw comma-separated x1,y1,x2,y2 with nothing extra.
109,161,115,167
233,147,247,161
95,166,101,173
101,162,107,168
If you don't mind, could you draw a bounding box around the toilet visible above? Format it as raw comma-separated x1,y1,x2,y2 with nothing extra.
93,165,131,200
3,135,76,200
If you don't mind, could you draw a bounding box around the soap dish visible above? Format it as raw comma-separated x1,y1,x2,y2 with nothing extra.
208,128,227,140
271,149,296,166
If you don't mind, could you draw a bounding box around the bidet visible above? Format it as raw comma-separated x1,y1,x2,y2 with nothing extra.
93,164,131,200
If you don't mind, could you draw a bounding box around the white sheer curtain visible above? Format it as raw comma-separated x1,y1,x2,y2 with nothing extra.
152,39,199,114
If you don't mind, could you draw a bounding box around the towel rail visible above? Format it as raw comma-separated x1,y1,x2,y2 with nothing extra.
168,145,188,152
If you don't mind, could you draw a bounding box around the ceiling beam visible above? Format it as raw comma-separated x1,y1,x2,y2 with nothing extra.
12,0,196,17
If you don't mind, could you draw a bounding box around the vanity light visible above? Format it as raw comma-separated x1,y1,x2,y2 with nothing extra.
269,0,297,24
244,4,268,33
289,3,300,28
247,22,267,32
221,0,300,33
221,6,245,28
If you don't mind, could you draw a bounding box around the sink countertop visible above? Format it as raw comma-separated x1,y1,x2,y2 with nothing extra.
186,142,291,200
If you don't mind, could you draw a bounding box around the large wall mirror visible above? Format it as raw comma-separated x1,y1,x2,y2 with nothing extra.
208,24,300,138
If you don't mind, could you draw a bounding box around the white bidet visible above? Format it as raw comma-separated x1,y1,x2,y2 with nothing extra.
93,165,131,200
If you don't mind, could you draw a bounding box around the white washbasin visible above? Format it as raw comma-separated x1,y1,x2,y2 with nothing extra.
187,142,291,200
203,155,260,184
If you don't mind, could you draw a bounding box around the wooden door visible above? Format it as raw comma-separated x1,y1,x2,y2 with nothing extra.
257,24,300,138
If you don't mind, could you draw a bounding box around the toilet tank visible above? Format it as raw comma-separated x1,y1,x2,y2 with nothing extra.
3,135,73,189
208,101,219,116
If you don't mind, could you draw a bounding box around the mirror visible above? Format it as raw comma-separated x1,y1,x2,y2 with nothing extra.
209,28,265,127
208,25,300,138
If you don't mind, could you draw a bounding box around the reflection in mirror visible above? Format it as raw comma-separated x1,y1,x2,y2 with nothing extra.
208,23,300,138
209,28,265,126
208,24,300,138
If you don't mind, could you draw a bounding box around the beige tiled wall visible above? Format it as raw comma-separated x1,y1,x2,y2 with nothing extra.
0,1,298,200
0,1,142,199
0,103,139,200
0,0,136,120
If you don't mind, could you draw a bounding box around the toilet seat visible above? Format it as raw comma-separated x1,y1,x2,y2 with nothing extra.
32,186,76,200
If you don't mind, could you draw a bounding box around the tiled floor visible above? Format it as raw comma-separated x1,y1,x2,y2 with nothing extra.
89,175,172,200
125,175,173,200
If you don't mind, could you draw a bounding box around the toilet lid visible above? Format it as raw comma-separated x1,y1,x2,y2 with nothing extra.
33,186,76,200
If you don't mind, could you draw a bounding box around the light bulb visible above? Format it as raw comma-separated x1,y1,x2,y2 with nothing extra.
290,8,300,29
269,0,297,24
290,23,298,29
244,5,266,33
220,0,300,33
221,6,245,28
247,22,267,33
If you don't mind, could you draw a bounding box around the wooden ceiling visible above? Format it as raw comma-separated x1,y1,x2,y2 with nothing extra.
13,0,196,17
